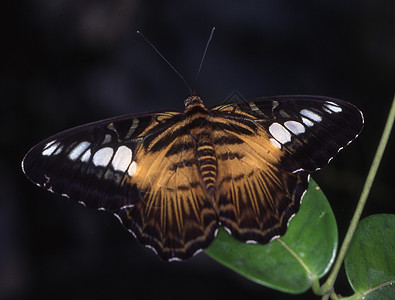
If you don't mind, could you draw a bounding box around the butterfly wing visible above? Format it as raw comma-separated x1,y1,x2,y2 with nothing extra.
213,95,364,172
22,111,217,261
210,95,363,242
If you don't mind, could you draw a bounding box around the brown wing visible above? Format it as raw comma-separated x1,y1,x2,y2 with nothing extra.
23,110,217,261
115,122,217,261
210,108,309,243
210,94,363,243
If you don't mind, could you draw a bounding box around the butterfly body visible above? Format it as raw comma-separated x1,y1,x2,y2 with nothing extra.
22,94,363,261
185,96,218,195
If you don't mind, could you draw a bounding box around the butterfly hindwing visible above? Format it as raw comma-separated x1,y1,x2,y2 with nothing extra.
115,126,217,260
208,111,308,243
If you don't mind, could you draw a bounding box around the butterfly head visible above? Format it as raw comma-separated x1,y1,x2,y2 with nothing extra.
184,95,203,107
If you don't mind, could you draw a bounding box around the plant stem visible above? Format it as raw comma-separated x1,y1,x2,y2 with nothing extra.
321,293,330,300
320,94,395,295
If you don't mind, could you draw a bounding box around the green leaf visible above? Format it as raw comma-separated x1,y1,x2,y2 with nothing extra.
344,214,395,300
205,179,338,294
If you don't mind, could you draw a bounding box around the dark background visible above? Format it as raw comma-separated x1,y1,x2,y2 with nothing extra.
2,1,394,299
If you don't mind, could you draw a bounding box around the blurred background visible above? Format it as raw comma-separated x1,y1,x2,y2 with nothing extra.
2,0,394,299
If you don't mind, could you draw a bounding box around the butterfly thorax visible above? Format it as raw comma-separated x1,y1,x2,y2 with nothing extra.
185,96,218,196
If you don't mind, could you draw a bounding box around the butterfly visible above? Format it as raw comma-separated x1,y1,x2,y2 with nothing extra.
22,94,363,261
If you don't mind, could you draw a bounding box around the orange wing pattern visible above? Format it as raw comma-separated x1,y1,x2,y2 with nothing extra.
209,95,363,244
117,126,217,260
22,95,363,261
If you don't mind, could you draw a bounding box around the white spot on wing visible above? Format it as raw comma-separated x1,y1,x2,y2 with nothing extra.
80,149,91,162
269,235,280,242
168,257,182,262
302,175,311,197
270,138,282,149
192,249,203,257
324,103,342,113
120,204,134,210
68,141,91,160
127,229,137,238
300,109,322,122
125,118,140,139
128,161,137,176
145,244,158,255
249,102,260,111
246,240,258,244
53,145,63,155
326,101,340,107
102,134,112,144
214,228,219,237
92,147,114,167
269,122,292,144
284,120,305,135
44,140,56,149
301,117,314,127
112,146,133,172
113,212,122,224
287,213,297,227
42,141,61,156
223,226,232,235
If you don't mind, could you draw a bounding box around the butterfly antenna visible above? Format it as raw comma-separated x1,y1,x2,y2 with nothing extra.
137,31,193,94
195,27,215,85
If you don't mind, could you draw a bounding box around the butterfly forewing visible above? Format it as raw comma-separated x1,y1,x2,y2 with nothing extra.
23,112,176,208
23,94,363,261
212,95,364,173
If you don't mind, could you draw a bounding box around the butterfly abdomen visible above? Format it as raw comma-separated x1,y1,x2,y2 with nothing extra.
196,137,217,194
185,99,218,195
